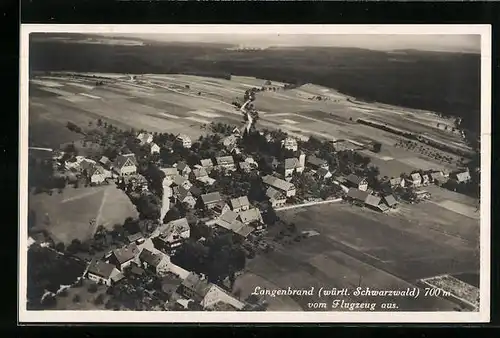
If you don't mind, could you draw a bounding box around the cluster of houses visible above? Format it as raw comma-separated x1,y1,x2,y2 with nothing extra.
85,216,246,311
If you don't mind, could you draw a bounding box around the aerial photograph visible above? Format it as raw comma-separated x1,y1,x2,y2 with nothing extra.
24,31,482,314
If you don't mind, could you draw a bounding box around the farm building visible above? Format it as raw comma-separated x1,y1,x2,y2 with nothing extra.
215,210,254,238
215,156,236,171
86,260,124,286
430,171,448,185
200,158,214,172
176,134,192,148
200,192,223,209
383,194,398,209
266,187,287,208
315,168,332,180
346,174,368,191
410,173,423,187
421,174,430,186
175,161,192,177
451,170,471,183
108,243,140,271
112,154,138,176
230,196,251,213
137,132,154,145
262,175,296,197
150,142,161,154
281,137,298,152
153,218,191,254
127,232,145,245
139,249,167,274
364,194,388,212
213,201,231,216
389,177,405,188
346,188,370,205
415,190,431,200
306,156,328,170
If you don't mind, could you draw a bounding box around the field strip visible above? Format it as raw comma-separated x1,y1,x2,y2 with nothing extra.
38,87,77,96
282,119,299,124
276,198,342,211
189,110,221,118
429,200,480,220
184,116,211,124
65,82,95,90
30,79,64,87
161,112,181,119
61,189,102,204
79,92,102,99
94,187,109,230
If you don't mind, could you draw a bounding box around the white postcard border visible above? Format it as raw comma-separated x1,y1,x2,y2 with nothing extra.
18,24,491,323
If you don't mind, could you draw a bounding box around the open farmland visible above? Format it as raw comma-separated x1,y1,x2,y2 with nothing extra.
29,184,138,245
29,72,471,175
236,198,479,311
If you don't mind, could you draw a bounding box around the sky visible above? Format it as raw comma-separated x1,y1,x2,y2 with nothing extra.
103,33,481,53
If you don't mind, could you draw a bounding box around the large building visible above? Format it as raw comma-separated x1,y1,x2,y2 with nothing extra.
112,154,138,176
262,175,296,197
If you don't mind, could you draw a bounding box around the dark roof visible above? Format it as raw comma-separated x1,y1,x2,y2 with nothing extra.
181,273,210,299
262,175,295,192
174,186,191,201
307,156,327,167
139,249,163,267
87,260,116,279
189,185,202,197
201,192,222,205
127,233,144,243
364,194,381,207
347,188,369,201
383,194,398,207
316,168,330,177
130,265,145,275
112,243,139,264
266,187,285,200
99,156,110,165
346,174,366,185
176,161,189,171
230,196,250,210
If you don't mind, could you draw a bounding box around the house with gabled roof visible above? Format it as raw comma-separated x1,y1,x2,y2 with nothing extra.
150,142,161,154
346,174,368,191
173,186,197,208
215,155,235,171
112,153,138,176
176,134,192,148
262,175,296,197
229,196,250,213
127,232,145,245
109,243,140,271
175,161,192,177
139,249,167,274
86,259,124,286
266,187,286,208
430,171,448,185
346,188,370,205
87,165,107,185
451,170,471,183
153,218,190,254
200,192,223,209
281,137,298,151
99,156,111,168
383,194,398,209
410,173,423,187
137,132,154,145
215,211,254,238
315,167,332,180
171,175,192,190
237,208,263,225
179,272,211,303
213,201,231,216
389,177,405,188
307,156,328,170
200,158,214,172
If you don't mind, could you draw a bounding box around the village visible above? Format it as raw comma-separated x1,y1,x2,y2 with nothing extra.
27,99,476,312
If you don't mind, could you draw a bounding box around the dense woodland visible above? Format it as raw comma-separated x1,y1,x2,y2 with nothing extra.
30,35,480,136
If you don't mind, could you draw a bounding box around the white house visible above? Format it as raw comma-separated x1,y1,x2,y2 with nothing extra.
150,142,161,154
176,134,192,148
112,154,138,176
281,137,298,152
86,260,124,286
